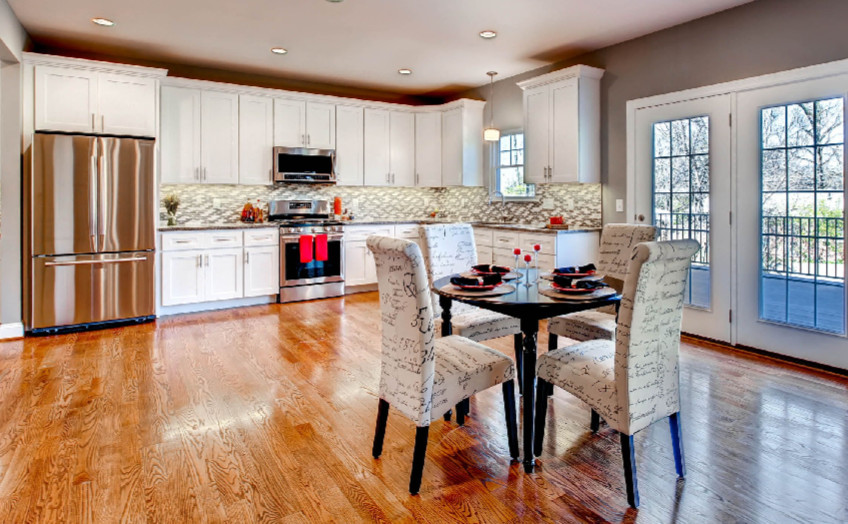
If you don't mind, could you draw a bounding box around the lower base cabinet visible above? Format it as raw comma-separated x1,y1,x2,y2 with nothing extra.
162,249,206,306
205,248,244,302
244,246,281,297
344,223,411,289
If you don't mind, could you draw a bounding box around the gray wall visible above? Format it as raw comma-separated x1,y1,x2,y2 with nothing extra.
459,0,848,223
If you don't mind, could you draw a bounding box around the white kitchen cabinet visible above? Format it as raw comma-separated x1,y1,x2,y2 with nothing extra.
161,250,206,306
239,94,274,185
363,109,392,186
201,91,239,184
415,112,442,187
518,65,604,184
34,65,158,136
480,226,600,269
440,99,486,186
345,241,370,287
390,111,415,186
273,99,336,148
335,105,364,186
244,246,280,297
205,248,244,301
161,86,202,184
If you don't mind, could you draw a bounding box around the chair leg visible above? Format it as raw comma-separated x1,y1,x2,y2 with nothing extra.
443,409,452,422
669,412,686,478
501,382,519,459
620,433,640,508
590,409,601,433
533,378,549,457
372,399,390,459
456,398,470,426
409,425,430,495
514,334,524,395
546,335,558,397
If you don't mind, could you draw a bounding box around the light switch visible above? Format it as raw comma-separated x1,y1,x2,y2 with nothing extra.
616,199,624,212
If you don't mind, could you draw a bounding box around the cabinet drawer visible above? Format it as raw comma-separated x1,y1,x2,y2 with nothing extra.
394,223,421,239
162,232,205,251
344,225,394,241
519,233,556,255
492,248,517,268
492,230,521,249
244,228,279,247
477,245,493,265
536,253,556,270
473,227,494,247
205,230,243,249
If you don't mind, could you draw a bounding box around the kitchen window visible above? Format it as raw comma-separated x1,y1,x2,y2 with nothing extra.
496,132,535,199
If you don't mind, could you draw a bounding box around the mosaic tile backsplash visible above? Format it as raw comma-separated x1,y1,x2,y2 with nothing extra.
159,183,602,227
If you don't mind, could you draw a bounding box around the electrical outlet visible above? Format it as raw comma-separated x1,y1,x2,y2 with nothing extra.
213,198,222,207
541,197,555,210
616,199,624,212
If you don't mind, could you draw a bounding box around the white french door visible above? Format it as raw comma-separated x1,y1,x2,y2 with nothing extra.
633,95,733,343
736,75,848,369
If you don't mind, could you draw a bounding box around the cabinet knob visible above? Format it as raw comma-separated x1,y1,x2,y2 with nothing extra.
637,214,645,222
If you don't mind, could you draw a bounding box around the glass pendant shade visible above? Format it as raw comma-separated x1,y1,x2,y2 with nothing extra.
483,71,500,142
483,127,501,142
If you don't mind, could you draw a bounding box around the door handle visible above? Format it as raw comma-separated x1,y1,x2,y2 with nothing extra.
205,254,210,266
101,115,105,132
98,139,107,248
197,254,202,267
90,144,98,249
245,251,250,264
307,134,311,145
45,256,148,267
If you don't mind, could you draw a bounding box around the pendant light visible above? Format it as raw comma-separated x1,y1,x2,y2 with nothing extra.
483,71,500,142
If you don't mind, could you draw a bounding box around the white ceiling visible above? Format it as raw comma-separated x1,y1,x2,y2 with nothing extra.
10,0,754,97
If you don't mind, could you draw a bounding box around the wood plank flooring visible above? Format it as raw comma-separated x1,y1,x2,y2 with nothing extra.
0,292,846,523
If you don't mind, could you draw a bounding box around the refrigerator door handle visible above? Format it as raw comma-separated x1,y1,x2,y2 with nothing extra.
44,256,149,267
98,138,107,250
90,141,99,250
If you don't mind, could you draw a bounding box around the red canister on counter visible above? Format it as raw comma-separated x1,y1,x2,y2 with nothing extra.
333,196,342,216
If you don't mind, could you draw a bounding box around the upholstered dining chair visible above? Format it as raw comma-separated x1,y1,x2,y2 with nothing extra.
420,224,525,394
547,223,657,350
534,239,699,508
367,235,519,495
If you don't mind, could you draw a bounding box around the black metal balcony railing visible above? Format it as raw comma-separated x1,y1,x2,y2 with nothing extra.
762,215,844,279
654,212,711,265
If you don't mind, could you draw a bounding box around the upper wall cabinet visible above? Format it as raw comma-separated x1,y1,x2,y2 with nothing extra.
238,94,274,185
34,64,159,137
441,99,486,187
363,109,414,187
274,99,335,149
518,65,604,184
336,105,364,186
415,112,442,187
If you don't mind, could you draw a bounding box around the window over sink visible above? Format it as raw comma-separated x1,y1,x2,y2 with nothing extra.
496,132,535,199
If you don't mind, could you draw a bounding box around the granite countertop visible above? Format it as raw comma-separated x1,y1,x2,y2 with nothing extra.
158,222,279,232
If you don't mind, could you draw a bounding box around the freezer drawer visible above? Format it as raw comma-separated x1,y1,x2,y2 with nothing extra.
29,252,155,330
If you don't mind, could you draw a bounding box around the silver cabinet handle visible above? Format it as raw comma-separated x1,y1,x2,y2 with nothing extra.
101,115,105,132
197,254,202,267
174,239,192,244
204,254,210,266
91,113,96,131
45,256,148,267
307,134,311,145
245,251,250,264
302,134,307,145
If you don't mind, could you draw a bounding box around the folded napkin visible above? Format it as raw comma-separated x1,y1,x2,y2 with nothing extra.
471,264,511,275
552,263,597,275
552,275,608,289
450,274,503,287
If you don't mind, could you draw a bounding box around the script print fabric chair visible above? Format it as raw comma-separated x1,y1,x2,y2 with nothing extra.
420,224,525,390
534,239,699,508
547,223,657,349
366,235,519,495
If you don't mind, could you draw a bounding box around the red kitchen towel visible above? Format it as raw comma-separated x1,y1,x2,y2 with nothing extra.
315,234,329,262
299,235,314,263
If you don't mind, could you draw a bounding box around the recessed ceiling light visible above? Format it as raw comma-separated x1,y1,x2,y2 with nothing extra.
398,68,412,76
270,47,288,55
326,0,344,3
91,18,115,27
479,30,497,39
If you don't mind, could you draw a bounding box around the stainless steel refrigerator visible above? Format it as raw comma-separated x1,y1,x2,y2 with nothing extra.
24,132,156,333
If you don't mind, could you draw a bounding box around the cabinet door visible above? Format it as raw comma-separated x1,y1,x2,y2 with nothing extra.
344,241,369,286
477,246,493,265
549,80,580,183
244,246,279,297
364,246,378,284
34,65,97,133
98,73,156,136
273,98,306,147
160,86,202,184
389,111,415,186
306,102,336,149
201,91,239,184
441,107,462,186
523,86,550,184
239,95,274,185
415,112,442,187
205,248,244,301
363,109,391,186
335,105,364,186
161,250,205,306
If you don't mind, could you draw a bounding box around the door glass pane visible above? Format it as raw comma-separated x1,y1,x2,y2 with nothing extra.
652,116,711,308
759,97,845,334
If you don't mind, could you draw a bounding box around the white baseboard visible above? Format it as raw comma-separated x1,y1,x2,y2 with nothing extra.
0,322,25,340
157,295,276,317
345,284,377,294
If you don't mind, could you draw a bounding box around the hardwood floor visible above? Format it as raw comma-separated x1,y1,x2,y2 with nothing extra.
1,292,846,523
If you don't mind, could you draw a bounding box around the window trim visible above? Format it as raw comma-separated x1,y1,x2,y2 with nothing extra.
491,129,537,202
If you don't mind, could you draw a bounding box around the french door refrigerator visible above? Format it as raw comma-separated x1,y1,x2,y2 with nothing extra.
24,132,156,333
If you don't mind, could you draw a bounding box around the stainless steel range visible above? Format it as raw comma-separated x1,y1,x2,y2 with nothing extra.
269,199,345,303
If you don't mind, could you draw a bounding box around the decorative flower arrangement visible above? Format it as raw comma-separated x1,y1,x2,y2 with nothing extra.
163,193,181,226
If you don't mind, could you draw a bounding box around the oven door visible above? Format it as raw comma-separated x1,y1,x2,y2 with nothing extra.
280,234,344,287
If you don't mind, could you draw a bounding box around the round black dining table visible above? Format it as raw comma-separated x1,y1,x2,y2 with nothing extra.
432,270,621,473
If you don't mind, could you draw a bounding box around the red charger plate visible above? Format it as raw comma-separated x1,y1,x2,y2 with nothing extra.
455,281,504,291
550,282,596,294
553,270,597,278
471,266,512,276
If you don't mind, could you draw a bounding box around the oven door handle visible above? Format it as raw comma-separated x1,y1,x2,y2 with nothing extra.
281,235,344,242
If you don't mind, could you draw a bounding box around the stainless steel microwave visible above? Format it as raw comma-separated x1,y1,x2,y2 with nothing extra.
273,146,336,184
